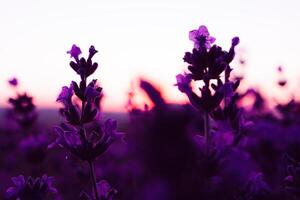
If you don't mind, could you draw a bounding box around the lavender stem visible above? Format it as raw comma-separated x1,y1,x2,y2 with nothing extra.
88,160,100,200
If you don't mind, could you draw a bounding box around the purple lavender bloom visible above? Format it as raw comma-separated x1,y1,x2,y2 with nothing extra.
181,82,224,113
54,44,122,199
175,73,192,93
97,180,118,200
183,25,240,83
189,25,216,49
6,175,57,200
85,84,101,103
49,125,81,149
231,36,240,47
8,93,37,130
247,173,271,194
177,25,242,157
8,77,18,87
9,93,35,115
284,156,300,198
68,45,98,78
103,119,125,140
50,119,123,161
88,45,98,60
56,83,74,107
67,44,82,60
179,26,241,111
235,172,271,200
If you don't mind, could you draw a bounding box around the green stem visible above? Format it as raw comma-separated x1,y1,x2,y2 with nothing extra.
88,160,100,200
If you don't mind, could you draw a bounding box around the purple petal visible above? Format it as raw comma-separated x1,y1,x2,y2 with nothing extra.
56,83,74,105
189,30,198,42
232,37,240,46
175,73,192,93
67,44,82,59
5,187,16,198
85,85,101,103
197,25,209,36
12,175,25,187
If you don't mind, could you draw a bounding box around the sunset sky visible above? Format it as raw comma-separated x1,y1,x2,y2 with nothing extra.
1,0,300,112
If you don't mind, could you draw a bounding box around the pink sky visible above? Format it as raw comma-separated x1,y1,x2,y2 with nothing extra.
1,0,300,112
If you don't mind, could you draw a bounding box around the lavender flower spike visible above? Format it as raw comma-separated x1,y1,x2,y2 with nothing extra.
53,45,122,199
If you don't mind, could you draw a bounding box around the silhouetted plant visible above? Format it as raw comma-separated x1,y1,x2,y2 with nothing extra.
176,25,240,153
50,45,122,200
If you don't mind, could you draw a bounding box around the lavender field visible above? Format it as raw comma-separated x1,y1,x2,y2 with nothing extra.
1,18,300,200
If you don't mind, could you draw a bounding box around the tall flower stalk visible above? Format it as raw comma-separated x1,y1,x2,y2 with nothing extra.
50,44,122,200
176,25,240,154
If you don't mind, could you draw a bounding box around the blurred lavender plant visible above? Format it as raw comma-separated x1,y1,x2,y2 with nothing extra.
176,25,240,153
50,45,122,200
7,78,38,133
284,155,300,199
235,172,271,200
79,180,117,200
5,174,57,200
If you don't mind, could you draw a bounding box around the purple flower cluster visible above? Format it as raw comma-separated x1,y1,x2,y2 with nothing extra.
6,174,57,200
177,25,240,112
51,44,122,200
176,25,241,154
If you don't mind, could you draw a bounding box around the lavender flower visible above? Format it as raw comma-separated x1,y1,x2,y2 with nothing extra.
8,77,18,87
177,25,240,154
67,44,82,60
52,44,122,200
68,45,98,78
8,93,37,130
235,172,271,200
9,94,35,115
189,25,216,49
6,175,57,200
49,119,123,161
183,38,239,82
85,82,102,103
56,83,74,107
175,73,192,93
78,180,117,200
284,155,300,198
97,180,118,200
